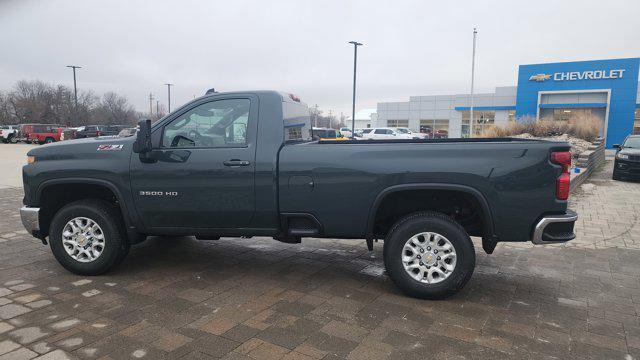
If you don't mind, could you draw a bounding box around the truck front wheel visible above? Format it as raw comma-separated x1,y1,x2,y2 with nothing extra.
383,211,475,299
49,199,129,275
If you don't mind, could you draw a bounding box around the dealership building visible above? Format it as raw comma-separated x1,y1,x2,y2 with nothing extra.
376,58,640,147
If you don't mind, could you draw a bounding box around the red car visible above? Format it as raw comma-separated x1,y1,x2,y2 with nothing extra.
28,125,65,144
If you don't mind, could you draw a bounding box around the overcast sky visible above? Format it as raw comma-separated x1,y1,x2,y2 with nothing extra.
1,0,639,116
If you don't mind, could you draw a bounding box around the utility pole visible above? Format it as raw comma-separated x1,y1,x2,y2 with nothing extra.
165,83,173,112
349,41,363,138
149,93,154,117
156,100,159,116
469,28,478,137
328,109,333,129
66,65,81,110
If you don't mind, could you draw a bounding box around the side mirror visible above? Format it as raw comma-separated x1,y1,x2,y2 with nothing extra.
133,119,152,153
613,144,621,149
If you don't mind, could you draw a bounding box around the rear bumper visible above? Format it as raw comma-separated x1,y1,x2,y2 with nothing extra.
20,206,40,234
532,210,578,245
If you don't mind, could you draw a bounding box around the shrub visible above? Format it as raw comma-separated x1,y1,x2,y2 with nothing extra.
481,113,601,141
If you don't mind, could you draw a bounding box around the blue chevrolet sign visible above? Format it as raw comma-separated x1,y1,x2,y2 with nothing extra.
515,58,640,148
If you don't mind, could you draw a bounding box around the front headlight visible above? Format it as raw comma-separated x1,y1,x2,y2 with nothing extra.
27,156,36,164
617,153,629,160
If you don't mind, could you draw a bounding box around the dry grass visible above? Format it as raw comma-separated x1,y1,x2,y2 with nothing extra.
481,114,601,142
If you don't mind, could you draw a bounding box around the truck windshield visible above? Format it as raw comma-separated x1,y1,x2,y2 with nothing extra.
624,137,640,148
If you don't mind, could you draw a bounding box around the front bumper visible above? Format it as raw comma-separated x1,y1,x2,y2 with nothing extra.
532,210,578,245
20,206,40,235
614,159,640,178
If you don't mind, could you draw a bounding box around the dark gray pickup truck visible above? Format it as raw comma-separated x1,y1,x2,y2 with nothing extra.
21,90,577,299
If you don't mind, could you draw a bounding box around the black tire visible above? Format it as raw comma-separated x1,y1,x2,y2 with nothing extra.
383,211,475,299
612,170,622,181
9,135,17,143
44,137,54,144
49,199,129,275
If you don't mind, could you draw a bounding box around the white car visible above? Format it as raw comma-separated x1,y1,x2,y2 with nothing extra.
0,125,19,143
395,127,426,139
362,127,414,140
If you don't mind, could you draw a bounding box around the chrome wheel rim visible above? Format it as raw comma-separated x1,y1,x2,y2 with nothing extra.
402,232,457,284
62,217,106,263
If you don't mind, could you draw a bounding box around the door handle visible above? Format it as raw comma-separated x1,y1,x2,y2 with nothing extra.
223,159,251,167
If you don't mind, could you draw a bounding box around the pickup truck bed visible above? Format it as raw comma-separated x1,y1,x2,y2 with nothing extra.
279,138,567,243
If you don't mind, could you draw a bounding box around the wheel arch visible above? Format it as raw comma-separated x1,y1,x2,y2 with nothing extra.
366,183,495,240
36,178,138,238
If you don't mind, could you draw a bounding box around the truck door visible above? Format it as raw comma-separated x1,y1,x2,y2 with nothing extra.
130,96,257,229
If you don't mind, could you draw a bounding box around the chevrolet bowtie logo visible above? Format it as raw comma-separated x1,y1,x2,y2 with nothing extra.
529,73,551,82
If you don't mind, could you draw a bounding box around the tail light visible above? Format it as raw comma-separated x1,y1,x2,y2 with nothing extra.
96,131,102,136
550,151,571,200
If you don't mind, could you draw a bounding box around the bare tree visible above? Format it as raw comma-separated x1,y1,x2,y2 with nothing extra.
1,80,138,126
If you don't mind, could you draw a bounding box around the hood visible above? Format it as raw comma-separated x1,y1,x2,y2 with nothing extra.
27,136,135,159
619,147,640,156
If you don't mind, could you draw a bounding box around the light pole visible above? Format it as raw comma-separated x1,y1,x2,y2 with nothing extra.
165,83,173,112
66,65,81,109
349,41,363,138
469,28,477,137
149,93,154,117
313,104,319,128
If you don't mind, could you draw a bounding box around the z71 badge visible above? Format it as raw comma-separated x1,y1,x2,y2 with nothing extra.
97,144,124,151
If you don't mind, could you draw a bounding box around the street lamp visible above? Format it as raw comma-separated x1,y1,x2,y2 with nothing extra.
66,65,81,109
165,83,173,113
349,41,363,139
469,28,477,137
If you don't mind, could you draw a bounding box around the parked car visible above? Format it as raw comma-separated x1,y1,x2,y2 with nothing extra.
21,90,577,300
434,129,449,139
28,125,65,144
362,127,414,140
117,127,138,137
420,125,434,138
339,127,353,138
395,127,426,139
311,127,346,140
104,125,129,136
61,128,79,141
19,124,57,143
613,135,640,180
76,125,106,138
0,125,19,143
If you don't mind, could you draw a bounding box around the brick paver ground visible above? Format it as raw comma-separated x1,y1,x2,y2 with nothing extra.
0,161,639,359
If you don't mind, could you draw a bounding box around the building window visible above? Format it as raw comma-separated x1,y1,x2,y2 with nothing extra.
460,110,495,137
419,119,449,138
286,127,302,141
635,109,640,135
387,119,409,128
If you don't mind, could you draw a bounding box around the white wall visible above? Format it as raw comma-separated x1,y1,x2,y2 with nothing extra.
377,86,517,137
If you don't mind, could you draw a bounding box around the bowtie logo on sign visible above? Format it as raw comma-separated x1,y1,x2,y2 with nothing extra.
529,74,551,82
529,69,625,82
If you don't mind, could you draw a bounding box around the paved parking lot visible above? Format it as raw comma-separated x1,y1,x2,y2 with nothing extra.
1,155,640,359
0,144,36,189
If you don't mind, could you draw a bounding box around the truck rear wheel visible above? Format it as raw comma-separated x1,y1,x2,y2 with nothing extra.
49,199,129,275
383,211,475,299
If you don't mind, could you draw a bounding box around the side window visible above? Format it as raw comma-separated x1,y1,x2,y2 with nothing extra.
374,129,385,134
162,99,251,148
